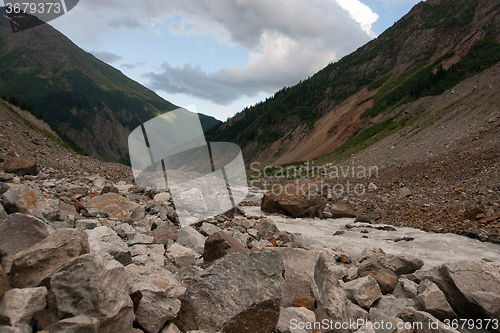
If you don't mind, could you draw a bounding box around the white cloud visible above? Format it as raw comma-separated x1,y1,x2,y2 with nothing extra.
53,0,379,105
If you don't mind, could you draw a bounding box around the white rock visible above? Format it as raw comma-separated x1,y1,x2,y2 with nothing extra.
0,287,47,326
86,226,132,265
178,188,208,213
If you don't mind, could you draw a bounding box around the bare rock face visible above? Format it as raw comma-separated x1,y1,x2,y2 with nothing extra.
2,156,38,176
87,193,144,222
416,280,455,321
0,287,47,327
174,251,285,333
0,213,50,257
260,181,327,218
10,228,90,288
41,315,100,333
357,262,398,294
342,275,381,310
125,265,186,333
50,253,136,333
203,231,249,266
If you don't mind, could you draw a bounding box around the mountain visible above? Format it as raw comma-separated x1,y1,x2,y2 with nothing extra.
0,9,221,164
206,0,500,168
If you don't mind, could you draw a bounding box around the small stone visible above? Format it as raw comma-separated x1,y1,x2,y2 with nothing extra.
203,231,249,266
75,219,101,229
200,222,222,236
354,215,375,224
330,204,357,218
86,226,132,265
399,187,412,197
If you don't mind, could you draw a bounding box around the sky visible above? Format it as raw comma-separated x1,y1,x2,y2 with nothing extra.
4,0,421,121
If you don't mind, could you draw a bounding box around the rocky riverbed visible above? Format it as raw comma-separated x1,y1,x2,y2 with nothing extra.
0,157,500,333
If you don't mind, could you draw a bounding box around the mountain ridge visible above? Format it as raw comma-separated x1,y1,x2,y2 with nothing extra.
206,0,500,169
0,8,221,164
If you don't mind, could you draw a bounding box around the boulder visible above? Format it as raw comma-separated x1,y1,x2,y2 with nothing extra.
41,315,100,333
393,278,419,299
354,215,375,224
86,226,132,266
255,218,280,239
268,248,317,308
199,222,222,236
415,260,500,320
129,244,165,267
166,243,199,267
260,181,327,218
378,255,424,276
1,186,53,219
153,192,172,206
203,231,249,266
342,275,381,310
0,213,50,257
330,204,356,218
416,280,455,321
177,188,208,213
125,265,186,333
357,262,398,294
87,193,144,222
2,157,38,176
313,255,349,332
0,325,31,333
174,251,285,333
276,307,316,333
0,287,47,326
367,309,409,333
0,172,14,182
152,224,179,244
176,226,206,255
371,295,415,317
50,253,136,333
10,228,90,288
292,294,316,310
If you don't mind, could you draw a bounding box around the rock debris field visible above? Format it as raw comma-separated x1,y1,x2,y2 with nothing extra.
0,155,499,333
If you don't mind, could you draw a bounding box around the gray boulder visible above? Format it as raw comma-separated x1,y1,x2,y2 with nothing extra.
0,287,47,326
313,255,349,333
342,275,381,310
50,253,136,333
269,248,317,308
276,307,316,333
199,222,222,236
125,265,186,333
393,277,419,299
416,280,456,321
1,186,55,219
86,226,132,265
371,295,415,318
0,204,6,220
10,228,90,288
0,213,50,257
174,251,285,333
176,226,206,255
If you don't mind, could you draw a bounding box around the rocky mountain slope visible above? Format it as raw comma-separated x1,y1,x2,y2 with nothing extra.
0,8,220,164
207,0,500,169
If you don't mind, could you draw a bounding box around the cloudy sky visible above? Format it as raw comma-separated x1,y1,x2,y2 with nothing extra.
16,0,420,120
